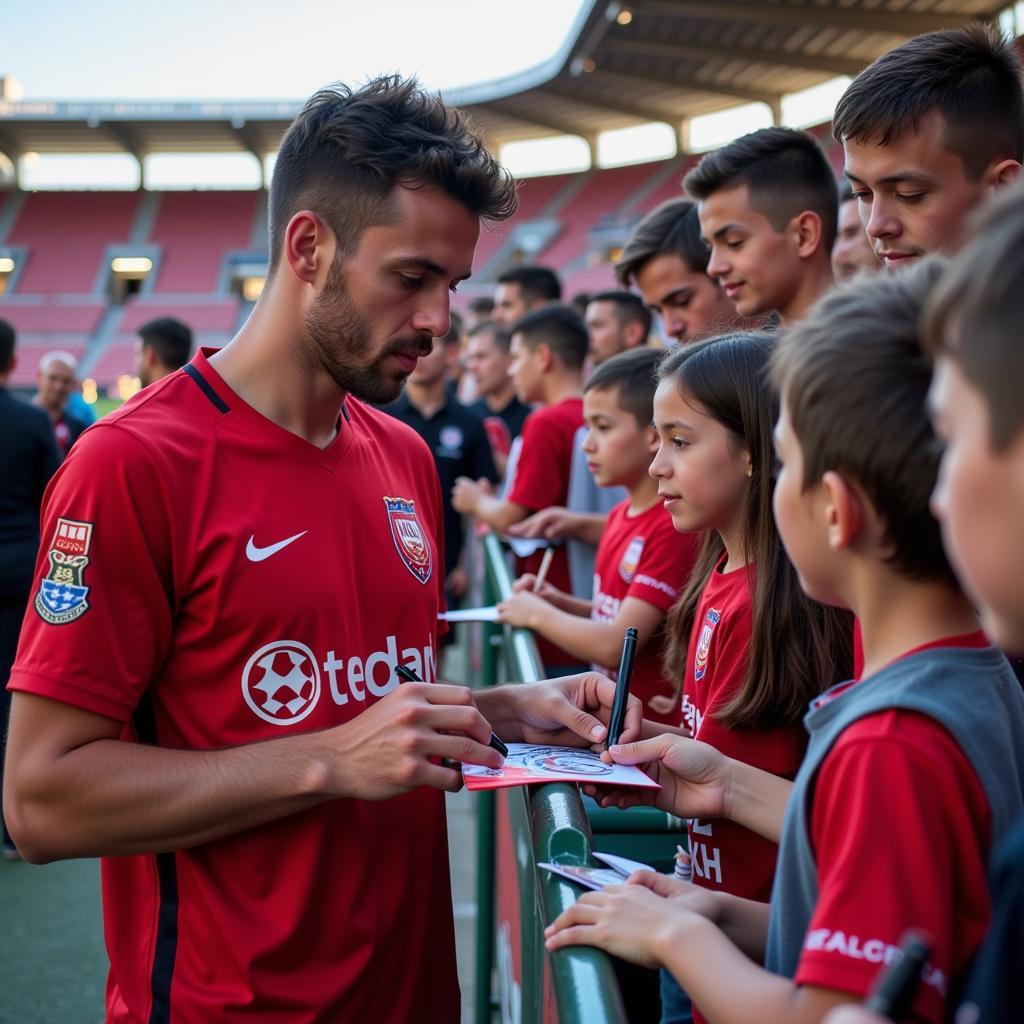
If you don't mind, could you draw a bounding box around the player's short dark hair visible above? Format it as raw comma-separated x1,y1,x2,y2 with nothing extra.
496,265,562,303
585,345,662,429
773,257,957,586
268,75,517,271
468,295,495,316
832,23,1024,180
922,184,1024,451
468,319,511,353
138,317,193,371
684,127,839,252
511,304,588,371
0,318,14,373
616,199,710,286
588,290,653,336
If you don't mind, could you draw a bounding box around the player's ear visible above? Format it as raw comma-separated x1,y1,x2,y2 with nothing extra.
284,210,334,287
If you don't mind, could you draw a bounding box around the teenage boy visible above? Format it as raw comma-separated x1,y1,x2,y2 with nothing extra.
833,23,1023,268
684,127,837,326
544,263,1024,1024
497,348,699,723
583,291,651,364
492,264,562,326
452,304,587,667
831,183,879,281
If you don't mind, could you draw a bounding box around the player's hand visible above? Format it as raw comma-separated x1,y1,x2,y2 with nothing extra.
510,573,562,602
507,506,575,541
329,682,503,799
544,883,690,968
496,589,549,629
504,672,643,750
451,476,492,515
584,735,729,819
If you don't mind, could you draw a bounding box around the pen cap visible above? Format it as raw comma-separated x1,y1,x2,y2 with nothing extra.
625,626,638,639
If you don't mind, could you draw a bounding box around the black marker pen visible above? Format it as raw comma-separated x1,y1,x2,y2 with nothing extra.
395,663,507,757
606,626,638,750
864,930,932,1021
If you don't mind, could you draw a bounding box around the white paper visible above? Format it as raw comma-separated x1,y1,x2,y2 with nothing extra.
538,852,654,892
462,742,659,790
438,606,500,623
502,535,551,559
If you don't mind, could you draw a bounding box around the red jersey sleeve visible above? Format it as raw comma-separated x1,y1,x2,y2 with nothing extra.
507,409,572,512
8,424,176,722
797,710,992,1022
626,516,699,613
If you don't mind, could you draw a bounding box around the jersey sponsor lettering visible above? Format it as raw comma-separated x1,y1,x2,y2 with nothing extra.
688,819,722,885
592,582,622,624
681,692,704,738
804,929,948,996
384,496,433,585
34,516,94,625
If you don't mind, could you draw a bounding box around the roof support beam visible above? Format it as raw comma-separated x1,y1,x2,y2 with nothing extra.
602,36,863,77
634,0,978,35
478,101,599,163
102,122,147,189
230,120,268,189
0,128,21,190
591,67,781,109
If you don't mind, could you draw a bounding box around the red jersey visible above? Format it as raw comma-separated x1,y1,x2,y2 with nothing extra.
591,500,698,724
682,560,806,901
507,396,584,667
797,633,992,1022
9,350,460,1023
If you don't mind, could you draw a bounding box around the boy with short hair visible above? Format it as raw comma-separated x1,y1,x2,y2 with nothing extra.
834,22,1023,267
545,262,1024,1024
452,304,588,666
684,127,837,325
497,347,699,723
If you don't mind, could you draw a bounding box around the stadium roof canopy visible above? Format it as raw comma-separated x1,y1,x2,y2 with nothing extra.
0,0,1010,179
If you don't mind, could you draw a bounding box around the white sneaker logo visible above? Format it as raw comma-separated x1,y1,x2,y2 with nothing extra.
246,531,307,562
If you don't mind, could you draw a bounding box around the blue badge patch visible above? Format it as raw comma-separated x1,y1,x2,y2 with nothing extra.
35,517,93,625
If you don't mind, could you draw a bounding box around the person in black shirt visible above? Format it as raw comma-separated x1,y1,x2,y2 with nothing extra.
0,320,61,857
465,320,531,478
33,350,88,460
385,334,498,624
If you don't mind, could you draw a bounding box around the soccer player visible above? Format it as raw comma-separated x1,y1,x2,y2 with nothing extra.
684,127,838,326
492,264,562,326
615,198,745,344
831,182,879,280
136,316,194,387
833,23,1023,267
4,77,640,1024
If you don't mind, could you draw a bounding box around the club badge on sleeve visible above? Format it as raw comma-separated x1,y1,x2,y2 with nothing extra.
35,517,94,625
383,496,433,585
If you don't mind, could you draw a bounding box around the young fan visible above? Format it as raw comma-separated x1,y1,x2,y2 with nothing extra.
546,263,1024,1024
497,347,699,724
684,128,838,326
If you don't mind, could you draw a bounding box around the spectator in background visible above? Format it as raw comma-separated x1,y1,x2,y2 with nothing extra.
65,381,97,426
568,291,591,319
615,198,746,343
834,23,1022,269
493,264,562,326
584,290,651,364
0,319,60,858
831,181,881,280
453,304,588,670
443,310,467,397
465,294,495,330
136,316,194,387
384,333,497,622
685,126,837,326
465,320,531,477
33,350,88,459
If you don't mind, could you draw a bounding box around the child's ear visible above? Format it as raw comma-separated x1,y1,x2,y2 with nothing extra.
821,470,862,550
536,342,554,373
791,210,824,260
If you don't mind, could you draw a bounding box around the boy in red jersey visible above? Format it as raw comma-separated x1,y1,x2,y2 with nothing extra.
3,78,642,1024
833,23,1022,269
545,262,1024,1024
452,304,587,668
496,347,699,723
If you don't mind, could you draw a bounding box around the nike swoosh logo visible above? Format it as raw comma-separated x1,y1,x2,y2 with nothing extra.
246,531,307,562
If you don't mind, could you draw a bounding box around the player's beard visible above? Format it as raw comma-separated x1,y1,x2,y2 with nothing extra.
303,256,431,405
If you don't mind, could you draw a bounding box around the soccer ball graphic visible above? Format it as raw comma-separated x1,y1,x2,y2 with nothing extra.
242,641,321,725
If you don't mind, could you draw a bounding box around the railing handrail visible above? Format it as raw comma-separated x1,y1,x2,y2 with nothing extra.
480,532,628,1024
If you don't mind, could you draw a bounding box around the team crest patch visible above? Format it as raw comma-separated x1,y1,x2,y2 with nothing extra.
35,517,94,625
619,535,645,583
383,496,433,585
693,608,721,682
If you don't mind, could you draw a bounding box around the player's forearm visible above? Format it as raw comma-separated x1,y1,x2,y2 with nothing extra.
7,730,339,861
723,759,792,844
566,512,607,547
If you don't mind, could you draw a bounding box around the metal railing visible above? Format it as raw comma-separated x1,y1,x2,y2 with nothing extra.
474,533,628,1024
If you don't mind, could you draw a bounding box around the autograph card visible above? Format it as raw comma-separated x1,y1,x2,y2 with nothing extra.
538,852,655,892
462,742,659,791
